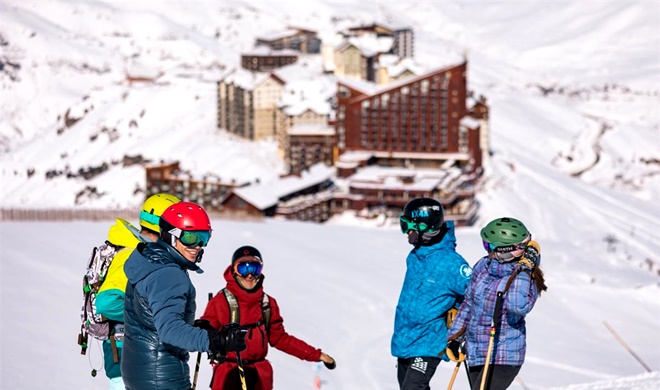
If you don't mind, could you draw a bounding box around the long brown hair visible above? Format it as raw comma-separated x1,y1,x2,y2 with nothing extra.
532,266,547,296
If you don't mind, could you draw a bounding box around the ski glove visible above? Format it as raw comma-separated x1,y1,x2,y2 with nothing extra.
320,353,336,370
208,324,248,359
446,340,466,362
519,240,541,271
446,308,459,329
193,319,215,331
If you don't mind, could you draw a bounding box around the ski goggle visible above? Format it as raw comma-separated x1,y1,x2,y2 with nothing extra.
482,235,531,254
399,216,431,234
234,260,263,277
179,230,211,247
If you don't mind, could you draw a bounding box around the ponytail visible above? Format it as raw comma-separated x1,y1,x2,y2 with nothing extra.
532,266,547,296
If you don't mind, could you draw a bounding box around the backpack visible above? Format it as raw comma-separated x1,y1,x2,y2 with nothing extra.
77,241,122,355
218,288,271,331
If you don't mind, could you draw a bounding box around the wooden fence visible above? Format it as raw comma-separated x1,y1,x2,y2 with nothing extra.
0,208,261,222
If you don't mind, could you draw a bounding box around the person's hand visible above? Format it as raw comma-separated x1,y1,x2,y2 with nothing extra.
193,319,214,331
446,308,458,329
208,324,247,358
320,352,336,370
445,339,466,362
519,240,541,271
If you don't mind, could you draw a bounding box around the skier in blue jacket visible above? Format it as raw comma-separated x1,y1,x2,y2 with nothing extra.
122,201,247,390
391,197,472,390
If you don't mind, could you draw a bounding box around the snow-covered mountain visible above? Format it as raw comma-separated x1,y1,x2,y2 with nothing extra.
0,1,659,389
1,1,658,209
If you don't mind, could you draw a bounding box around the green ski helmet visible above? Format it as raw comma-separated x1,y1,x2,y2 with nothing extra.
480,217,531,260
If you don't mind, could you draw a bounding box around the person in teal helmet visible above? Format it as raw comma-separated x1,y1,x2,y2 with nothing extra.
391,197,472,390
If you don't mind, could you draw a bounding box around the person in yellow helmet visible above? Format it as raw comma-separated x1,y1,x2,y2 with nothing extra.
94,193,180,390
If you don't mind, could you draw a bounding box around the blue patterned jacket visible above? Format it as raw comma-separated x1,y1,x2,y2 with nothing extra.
448,256,539,366
391,221,472,359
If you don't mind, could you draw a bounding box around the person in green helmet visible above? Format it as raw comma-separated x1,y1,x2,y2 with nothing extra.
446,217,547,390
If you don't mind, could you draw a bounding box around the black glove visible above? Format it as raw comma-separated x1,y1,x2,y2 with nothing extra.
322,355,336,370
519,240,541,271
208,324,247,358
193,319,214,331
446,339,466,362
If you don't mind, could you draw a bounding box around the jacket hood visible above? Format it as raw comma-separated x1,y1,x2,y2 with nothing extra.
107,218,145,248
411,220,457,258
125,240,203,285
223,266,264,303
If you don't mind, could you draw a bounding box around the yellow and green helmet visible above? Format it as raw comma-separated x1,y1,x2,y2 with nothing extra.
139,193,181,233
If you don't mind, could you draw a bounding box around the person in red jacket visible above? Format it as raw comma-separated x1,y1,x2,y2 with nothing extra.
197,245,336,390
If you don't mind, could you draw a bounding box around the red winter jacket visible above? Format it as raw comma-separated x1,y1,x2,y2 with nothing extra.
201,266,322,390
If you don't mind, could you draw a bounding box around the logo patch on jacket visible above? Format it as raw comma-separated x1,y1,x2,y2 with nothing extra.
460,264,472,279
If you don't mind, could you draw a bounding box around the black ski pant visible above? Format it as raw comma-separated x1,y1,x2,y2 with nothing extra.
396,356,441,390
468,364,521,390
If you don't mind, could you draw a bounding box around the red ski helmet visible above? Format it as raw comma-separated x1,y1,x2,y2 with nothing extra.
159,202,212,247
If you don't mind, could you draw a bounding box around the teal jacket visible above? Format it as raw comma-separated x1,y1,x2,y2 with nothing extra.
391,221,472,359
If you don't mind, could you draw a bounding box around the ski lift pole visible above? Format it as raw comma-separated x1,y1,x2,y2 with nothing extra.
480,291,504,390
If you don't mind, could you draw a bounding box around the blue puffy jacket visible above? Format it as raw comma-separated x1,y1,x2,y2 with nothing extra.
121,240,211,390
391,221,472,359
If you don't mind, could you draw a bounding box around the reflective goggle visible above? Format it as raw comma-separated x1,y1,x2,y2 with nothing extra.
234,260,263,277
482,235,531,254
179,230,211,247
399,216,431,234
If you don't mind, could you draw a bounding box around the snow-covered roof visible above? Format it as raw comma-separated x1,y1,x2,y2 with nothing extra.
287,124,335,136
256,29,301,42
231,163,335,210
387,58,421,78
243,45,300,57
460,115,481,129
348,165,462,191
283,99,331,116
221,68,283,90
338,35,393,58
338,150,375,163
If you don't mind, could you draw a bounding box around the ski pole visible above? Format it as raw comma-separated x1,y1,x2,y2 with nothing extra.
480,291,504,390
192,292,214,389
463,360,472,388
447,361,462,390
192,351,202,390
236,351,248,390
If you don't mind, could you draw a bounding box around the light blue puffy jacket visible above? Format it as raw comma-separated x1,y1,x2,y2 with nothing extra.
391,221,472,359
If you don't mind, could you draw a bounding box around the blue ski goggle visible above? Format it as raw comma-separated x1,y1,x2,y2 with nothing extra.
179,230,211,248
234,260,263,277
